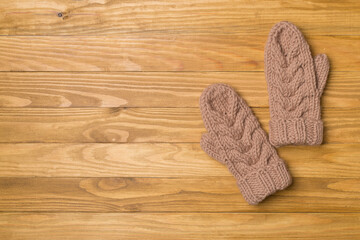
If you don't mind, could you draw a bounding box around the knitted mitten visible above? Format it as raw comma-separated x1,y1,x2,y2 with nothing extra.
265,21,330,147
200,83,292,205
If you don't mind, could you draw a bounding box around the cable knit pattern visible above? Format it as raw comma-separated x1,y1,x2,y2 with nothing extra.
265,21,330,147
199,83,292,205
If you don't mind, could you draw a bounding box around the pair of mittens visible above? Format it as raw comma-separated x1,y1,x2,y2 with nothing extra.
199,21,329,205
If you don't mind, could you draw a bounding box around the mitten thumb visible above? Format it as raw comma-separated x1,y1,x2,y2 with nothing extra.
200,133,226,165
314,54,330,96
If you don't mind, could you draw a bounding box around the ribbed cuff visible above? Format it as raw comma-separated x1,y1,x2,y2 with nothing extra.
236,161,292,205
269,118,323,147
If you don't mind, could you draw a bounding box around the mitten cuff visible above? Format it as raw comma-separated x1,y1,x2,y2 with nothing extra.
237,161,292,205
269,118,323,147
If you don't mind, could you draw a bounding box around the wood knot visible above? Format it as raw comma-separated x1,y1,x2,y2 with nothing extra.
58,11,69,20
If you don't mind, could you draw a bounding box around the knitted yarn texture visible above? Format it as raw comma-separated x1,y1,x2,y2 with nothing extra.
265,21,330,147
199,83,292,205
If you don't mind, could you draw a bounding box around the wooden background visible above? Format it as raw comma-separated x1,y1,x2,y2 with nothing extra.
0,0,360,239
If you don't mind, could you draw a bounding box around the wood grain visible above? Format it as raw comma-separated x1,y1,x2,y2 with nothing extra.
1,177,360,212
1,0,360,36
1,0,359,239
0,143,359,178
1,212,359,240
0,35,358,71
0,71,359,108
0,108,359,143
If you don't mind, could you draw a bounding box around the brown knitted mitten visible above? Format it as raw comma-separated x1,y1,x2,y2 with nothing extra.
265,21,330,147
200,83,292,205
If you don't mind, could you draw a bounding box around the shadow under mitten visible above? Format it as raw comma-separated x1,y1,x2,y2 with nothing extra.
199,83,292,205
265,21,330,147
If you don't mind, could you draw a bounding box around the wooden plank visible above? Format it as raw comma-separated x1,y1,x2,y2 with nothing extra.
0,177,360,212
1,213,359,240
0,143,359,178
0,71,359,108
0,0,360,35
0,35,358,71
0,108,359,143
